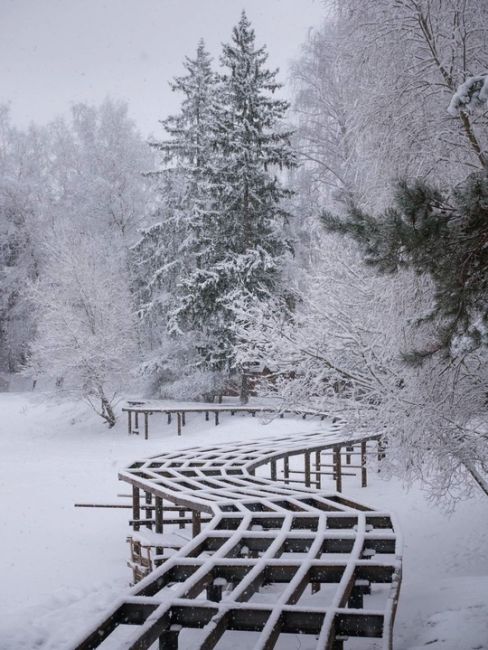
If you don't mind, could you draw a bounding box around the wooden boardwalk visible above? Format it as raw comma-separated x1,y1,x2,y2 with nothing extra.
73,427,401,650
123,402,330,438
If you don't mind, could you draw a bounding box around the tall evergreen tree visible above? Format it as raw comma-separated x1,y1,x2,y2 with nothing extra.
132,41,222,392
134,18,296,397
192,11,296,372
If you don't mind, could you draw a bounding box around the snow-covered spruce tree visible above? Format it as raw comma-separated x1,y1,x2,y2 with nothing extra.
200,11,295,375
134,20,296,399
132,40,224,397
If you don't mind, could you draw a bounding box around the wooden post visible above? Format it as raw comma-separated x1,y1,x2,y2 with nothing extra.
283,456,289,484
144,412,149,440
315,450,321,489
361,441,367,488
177,412,182,436
155,497,163,534
205,411,209,421
270,460,277,481
346,446,353,465
348,580,370,609
214,411,219,426
159,629,179,650
167,412,172,425
207,582,223,602
132,486,140,532
135,411,139,431
192,510,201,537
182,411,186,427
334,447,342,493
145,492,152,529
127,410,132,435
304,452,311,488
155,496,163,559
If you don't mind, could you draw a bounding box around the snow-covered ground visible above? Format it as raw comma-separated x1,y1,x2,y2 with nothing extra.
0,391,487,650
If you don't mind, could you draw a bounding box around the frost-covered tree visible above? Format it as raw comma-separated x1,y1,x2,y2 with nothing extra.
49,99,153,242
28,227,138,426
236,238,488,502
292,0,488,217
0,107,49,373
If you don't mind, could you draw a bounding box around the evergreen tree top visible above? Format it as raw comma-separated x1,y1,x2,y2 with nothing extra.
221,10,283,97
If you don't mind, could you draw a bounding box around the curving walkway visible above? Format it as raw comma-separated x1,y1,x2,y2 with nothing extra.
73,426,402,650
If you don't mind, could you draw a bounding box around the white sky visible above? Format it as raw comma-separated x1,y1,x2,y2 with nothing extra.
0,0,325,137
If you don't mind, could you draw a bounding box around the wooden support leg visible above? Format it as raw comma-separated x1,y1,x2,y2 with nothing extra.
214,411,219,426
270,460,277,481
334,447,342,493
361,441,367,488
346,446,353,465
182,412,186,427
205,411,209,421
315,450,321,489
144,412,149,440
283,456,289,484
159,629,179,650
192,510,201,537
132,486,140,532
304,452,311,488
155,497,163,534
128,410,132,435
348,580,370,609
207,582,223,602
167,412,172,425
145,492,152,529
177,412,181,436
155,497,163,559
135,411,139,431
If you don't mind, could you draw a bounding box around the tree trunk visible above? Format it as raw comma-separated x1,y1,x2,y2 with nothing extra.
100,391,116,428
240,372,250,405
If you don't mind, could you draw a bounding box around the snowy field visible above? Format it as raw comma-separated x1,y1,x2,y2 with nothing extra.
0,391,487,650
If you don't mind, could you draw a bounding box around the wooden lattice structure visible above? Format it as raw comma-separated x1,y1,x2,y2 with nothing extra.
73,427,401,649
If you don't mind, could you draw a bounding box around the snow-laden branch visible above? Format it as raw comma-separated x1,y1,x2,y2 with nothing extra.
448,74,488,116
